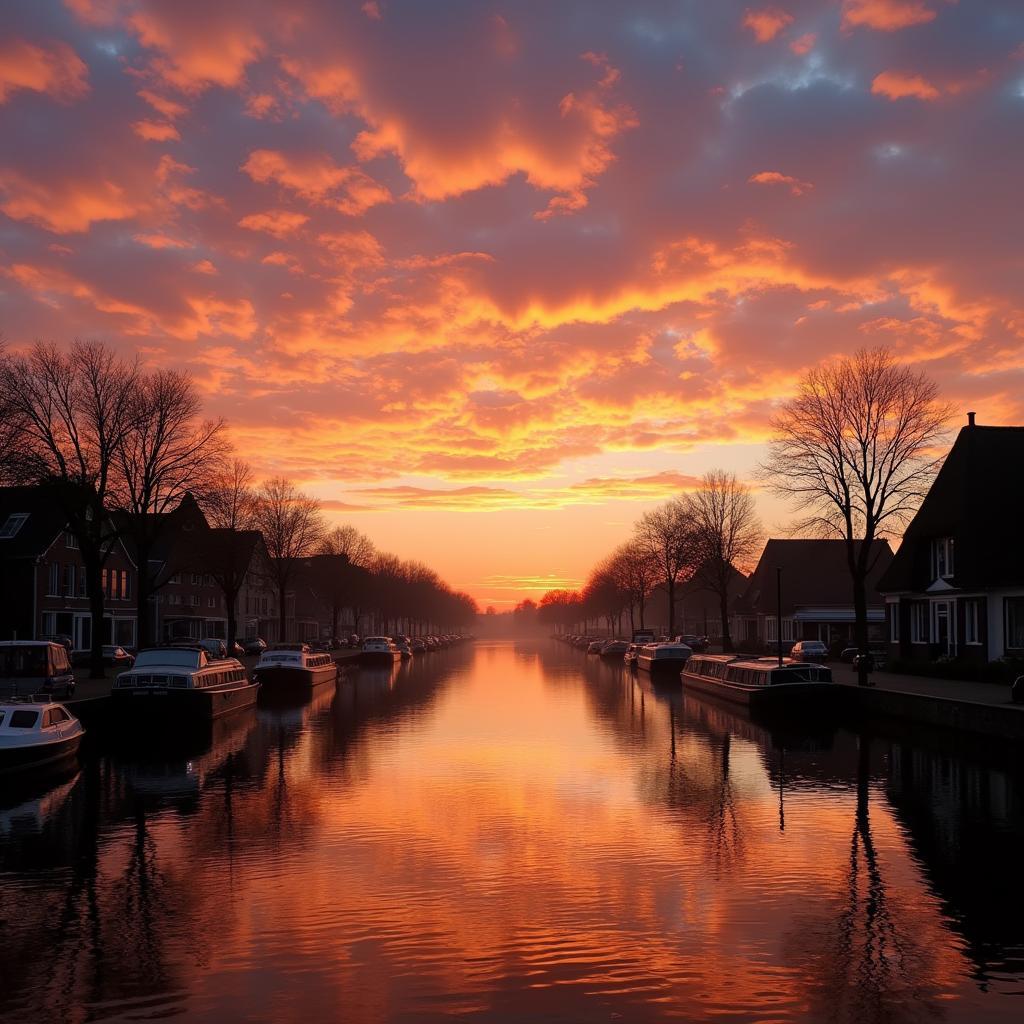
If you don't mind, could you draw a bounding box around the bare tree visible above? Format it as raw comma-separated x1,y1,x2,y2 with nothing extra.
319,524,375,566
690,470,763,652
609,540,659,634
201,459,261,651
760,348,951,681
0,342,138,676
635,497,699,637
116,368,227,647
316,525,375,635
254,477,324,643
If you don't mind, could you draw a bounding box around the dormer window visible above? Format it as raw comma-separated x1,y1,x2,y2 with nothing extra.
0,513,29,539
932,537,955,580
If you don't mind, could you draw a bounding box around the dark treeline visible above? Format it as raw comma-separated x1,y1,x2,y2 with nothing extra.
0,340,476,675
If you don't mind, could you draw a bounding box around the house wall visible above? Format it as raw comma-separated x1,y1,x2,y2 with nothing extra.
0,560,35,641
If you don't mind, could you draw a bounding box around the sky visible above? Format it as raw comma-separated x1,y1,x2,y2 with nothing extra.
1,0,1022,608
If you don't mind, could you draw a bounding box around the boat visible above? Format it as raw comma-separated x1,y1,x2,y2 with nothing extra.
681,654,835,708
636,642,692,678
623,643,642,669
0,699,85,775
252,644,339,696
599,639,629,660
393,637,414,661
360,637,401,666
112,646,259,719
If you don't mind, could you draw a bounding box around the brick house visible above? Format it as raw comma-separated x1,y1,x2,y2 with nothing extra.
0,485,138,650
732,538,894,650
878,417,1024,665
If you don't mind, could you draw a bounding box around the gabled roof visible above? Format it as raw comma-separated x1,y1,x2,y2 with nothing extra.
0,485,70,560
879,424,1024,592
736,538,893,614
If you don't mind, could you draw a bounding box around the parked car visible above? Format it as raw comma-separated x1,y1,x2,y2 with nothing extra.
790,640,828,663
198,638,227,659
72,645,134,669
677,635,709,653
244,638,268,656
839,645,887,665
0,640,76,697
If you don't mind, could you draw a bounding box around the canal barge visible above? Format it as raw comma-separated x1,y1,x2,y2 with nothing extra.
636,642,692,679
0,699,85,775
253,644,338,696
360,637,401,667
681,654,834,709
112,647,259,719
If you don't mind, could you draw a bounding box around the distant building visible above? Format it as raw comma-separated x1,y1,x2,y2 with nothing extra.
675,561,749,639
0,485,138,650
878,417,1024,665
733,538,894,649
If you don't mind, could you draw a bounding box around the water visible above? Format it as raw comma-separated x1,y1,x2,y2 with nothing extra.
2,640,1023,1023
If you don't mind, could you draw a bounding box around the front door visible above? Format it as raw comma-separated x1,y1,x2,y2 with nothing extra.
934,601,952,656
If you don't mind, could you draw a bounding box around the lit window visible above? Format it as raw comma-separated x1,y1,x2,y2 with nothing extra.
0,513,29,539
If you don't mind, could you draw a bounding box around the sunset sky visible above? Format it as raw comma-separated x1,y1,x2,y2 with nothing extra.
1,0,1022,607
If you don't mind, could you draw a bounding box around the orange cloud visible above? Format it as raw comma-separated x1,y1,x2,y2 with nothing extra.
237,209,309,237
0,169,146,233
0,38,89,104
748,171,814,196
742,8,794,44
132,119,181,141
871,70,941,100
789,33,816,55
841,0,938,32
241,149,391,215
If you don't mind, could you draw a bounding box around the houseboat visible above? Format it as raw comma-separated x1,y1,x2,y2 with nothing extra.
360,637,401,667
637,642,692,678
112,646,258,719
0,699,85,775
681,654,834,709
600,640,629,660
252,644,339,696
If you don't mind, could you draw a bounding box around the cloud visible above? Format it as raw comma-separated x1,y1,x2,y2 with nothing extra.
871,70,941,100
748,170,814,195
132,119,180,140
742,8,794,44
237,209,310,236
0,37,89,104
841,0,939,32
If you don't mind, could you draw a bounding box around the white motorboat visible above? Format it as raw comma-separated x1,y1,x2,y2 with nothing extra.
0,699,85,775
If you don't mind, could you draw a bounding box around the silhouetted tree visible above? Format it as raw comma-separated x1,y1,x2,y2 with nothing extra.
690,470,763,652
254,477,324,643
635,497,699,637
761,348,951,680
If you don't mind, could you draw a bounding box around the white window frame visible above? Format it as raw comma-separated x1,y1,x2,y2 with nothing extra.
964,598,981,645
0,513,29,539
910,602,928,644
931,537,955,580
65,531,79,550
889,603,900,643
48,562,61,596
64,564,75,598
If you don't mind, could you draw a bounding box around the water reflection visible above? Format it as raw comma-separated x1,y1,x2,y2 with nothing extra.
1,640,1021,1023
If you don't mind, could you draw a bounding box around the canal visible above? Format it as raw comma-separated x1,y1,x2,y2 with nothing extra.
2,640,1023,1023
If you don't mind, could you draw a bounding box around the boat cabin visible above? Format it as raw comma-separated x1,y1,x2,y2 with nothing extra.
115,647,248,690
686,654,832,688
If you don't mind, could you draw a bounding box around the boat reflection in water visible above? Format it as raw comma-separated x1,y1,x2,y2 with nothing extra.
0,639,1022,1024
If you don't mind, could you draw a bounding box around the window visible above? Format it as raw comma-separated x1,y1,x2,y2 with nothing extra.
203,574,213,587
121,571,131,601
169,593,181,606
9,710,39,729
0,513,29,539
208,596,216,608
932,537,955,580
911,602,929,644
64,564,75,597
889,604,900,643
48,563,61,596
192,573,201,586
65,531,79,550
964,599,981,645
169,573,182,585
1005,598,1024,652
78,569,87,598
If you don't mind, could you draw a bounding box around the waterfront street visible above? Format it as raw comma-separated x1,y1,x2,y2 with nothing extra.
2,639,1022,1024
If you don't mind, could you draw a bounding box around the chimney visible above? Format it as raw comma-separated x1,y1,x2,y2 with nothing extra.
967,411,976,427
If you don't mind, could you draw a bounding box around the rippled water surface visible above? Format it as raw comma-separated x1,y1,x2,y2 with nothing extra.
2,640,1023,1023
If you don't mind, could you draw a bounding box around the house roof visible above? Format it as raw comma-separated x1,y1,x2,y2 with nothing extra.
736,538,894,615
879,424,1024,592
0,485,68,560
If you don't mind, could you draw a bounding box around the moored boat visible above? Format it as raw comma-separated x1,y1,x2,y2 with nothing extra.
112,647,258,719
636,642,692,679
0,699,85,775
681,654,835,708
252,644,339,696
360,637,401,666
623,643,642,669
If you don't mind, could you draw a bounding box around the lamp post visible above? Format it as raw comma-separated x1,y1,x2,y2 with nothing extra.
776,567,783,667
